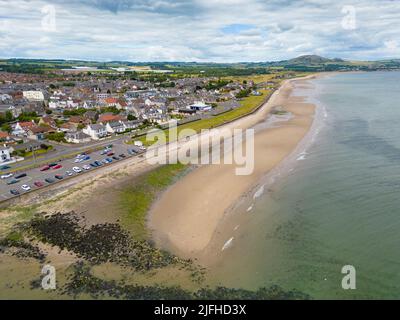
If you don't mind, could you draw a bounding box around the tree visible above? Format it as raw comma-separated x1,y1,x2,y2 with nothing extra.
127,114,137,121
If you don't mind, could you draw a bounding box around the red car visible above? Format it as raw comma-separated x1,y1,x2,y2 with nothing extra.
40,165,50,171
107,152,114,156
34,181,44,187
52,164,63,170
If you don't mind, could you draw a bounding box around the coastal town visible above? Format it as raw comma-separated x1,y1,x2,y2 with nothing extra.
0,66,285,200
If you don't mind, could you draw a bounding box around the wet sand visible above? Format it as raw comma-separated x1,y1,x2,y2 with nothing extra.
149,75,318,261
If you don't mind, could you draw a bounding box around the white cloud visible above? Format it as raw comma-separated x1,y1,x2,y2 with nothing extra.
0,0,399,61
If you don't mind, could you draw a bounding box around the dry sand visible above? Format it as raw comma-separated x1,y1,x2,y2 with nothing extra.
149,75,318,260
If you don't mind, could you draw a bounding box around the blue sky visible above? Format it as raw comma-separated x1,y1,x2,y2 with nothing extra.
0,0,399,62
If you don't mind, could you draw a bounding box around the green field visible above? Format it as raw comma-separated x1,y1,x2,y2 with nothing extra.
118,163,188,239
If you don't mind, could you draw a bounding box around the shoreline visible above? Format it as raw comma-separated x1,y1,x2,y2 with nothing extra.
148,73,326,262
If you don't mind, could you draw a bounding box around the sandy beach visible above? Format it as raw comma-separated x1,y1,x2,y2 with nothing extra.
149,75,319,260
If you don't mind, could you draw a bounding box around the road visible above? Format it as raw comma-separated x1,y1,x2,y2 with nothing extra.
0,142,144,201
4,133,136,172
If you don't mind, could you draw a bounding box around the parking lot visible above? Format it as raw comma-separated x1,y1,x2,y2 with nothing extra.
0,143,145,201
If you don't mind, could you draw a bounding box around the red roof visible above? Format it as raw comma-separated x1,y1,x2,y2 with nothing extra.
98,114,123,123
18,121,35,128
105,97,118,104
0,131,9,139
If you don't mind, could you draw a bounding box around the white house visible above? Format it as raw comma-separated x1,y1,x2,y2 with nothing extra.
82,124,107,140
65,131,92,144
120,120,140,131
0,147,11,163
23,91,44,101
105,121,125,134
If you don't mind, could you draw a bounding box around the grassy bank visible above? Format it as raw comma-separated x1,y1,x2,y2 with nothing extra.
118,163,188,240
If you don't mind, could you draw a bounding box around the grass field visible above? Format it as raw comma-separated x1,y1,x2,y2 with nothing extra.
118,163,188,240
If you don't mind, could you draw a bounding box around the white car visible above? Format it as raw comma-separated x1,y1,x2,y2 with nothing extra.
21,184,31,191
65,171,73,176
72,167,82,173
1,173,13,179
82,165,91,170
74,158,83,163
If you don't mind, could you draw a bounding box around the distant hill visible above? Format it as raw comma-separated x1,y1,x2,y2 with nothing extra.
286,55,343,65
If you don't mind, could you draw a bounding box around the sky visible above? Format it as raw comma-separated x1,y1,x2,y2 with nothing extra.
0,0,400,62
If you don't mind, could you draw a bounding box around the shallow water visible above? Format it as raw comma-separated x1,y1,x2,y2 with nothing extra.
207,72,400,299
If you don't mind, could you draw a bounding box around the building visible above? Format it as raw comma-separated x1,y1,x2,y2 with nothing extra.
187,101,212,112
26,126,53,140
11,121,36,136
65,131,92,144
105,121,125,134
39,116,57,129
82,124,107,140
120,120,141,131
98,113,124,124
23,91,45,101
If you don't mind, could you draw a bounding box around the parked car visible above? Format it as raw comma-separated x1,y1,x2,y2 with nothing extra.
106,158,113,163
14,173,27,179
101,159,108,164
100,150,108,155
94,161,103,166
72,167,82,173
40,165,50,171
112,156,120,161
0,165,11,170
34,181,44,187
10,189,20,196
48,163,58,167
21,184,31,191
74,158,83,163
119,154,126,158
83,156,91,161
45,178,55,184
82,165,91,170
7,179,20,185
55,175,63,180
52,164,62,170
107,152,114,156
65,171,73,176
1,173,13,179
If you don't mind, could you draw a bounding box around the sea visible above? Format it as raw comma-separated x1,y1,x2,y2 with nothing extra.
207,71,400,299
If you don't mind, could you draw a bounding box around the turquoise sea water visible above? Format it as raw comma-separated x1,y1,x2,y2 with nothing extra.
208,72,400,299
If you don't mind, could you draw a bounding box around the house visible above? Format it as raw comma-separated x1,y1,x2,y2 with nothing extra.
120,120,141,131
39,115,57,129
0,147,11,163
23,91,44,101
69,116,91,126
104,97,119,107
0,131,10,142
10,141,42,153
82,124,107,140
98,113,124,124
26,126,53,140
84,110,98,123
65,131,92,144
59,122,77,132
105,121,125,134
12,121,36,136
